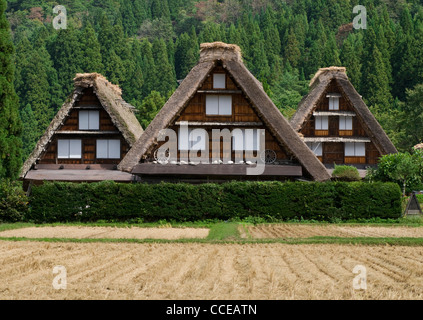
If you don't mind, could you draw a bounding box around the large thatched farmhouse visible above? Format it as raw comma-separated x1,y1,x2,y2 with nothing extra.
20,73,144,189
21,42,397,187
118,42,330,183
290,67,397,169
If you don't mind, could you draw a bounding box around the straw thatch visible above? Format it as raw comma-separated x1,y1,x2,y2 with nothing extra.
119,42,331,182
20,73,144,179
290,67,397,156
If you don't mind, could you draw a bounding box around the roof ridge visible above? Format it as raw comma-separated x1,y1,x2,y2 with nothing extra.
309,66,347,87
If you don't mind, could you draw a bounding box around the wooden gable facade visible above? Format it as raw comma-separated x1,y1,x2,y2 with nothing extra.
144,62,290,165
119,42,331,182
39,88,131,167
20,73,144,189
290,67,397,169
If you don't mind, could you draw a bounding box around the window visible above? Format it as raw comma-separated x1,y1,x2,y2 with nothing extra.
329,97,340,110
178,128,207,151
306,142,323,157
339,116,353,130
232,129,260,151
213,74,226,89
79,110,100,130
58,140,82,159
206,95,232,116
327,93,341,110
345,142,366,157
315,116,329,130
96,139,121,159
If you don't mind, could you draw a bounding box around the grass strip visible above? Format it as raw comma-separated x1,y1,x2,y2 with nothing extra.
3,235,423,246
206,222,240,240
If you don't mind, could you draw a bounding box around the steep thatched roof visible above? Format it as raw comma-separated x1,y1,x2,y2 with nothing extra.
119,42,331,181
20,73,144,179
290,67,397,156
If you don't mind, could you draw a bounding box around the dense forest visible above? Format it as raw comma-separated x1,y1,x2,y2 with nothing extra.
4,0,423,171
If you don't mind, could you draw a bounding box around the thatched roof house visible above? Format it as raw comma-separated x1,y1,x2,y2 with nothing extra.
119,42,331,182
290,67,397,167
21,73,144,188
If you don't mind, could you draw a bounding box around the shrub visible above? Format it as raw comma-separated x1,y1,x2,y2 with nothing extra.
332,165,361,181
27,181,402,223
367,151,423,195
0,180,29,222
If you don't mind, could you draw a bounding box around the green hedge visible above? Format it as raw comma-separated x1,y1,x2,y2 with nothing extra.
0,180,29,222
26,181,402,223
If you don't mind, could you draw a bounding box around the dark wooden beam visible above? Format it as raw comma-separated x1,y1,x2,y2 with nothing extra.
25,169,135,182
56,131,121,135
196,90,242,94
132,164,303,177
34,164,117,170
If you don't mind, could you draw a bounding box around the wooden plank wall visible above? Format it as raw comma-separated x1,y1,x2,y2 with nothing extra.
39,88,129,165
145,64,291,162
299,79,382,165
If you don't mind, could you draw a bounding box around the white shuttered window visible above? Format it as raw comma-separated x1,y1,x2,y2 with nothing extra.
206,95,232,115
339,116,353,130
58,140,82,159
79,110,100,130
232,129,260,151
329,97,340,110
213,74,226,89
178,128,207,151
96,139,121,159
315,116,329,130
345,142,365,157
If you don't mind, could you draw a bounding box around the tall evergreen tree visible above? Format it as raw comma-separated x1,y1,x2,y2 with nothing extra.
0,0,22,178
175,31,198,80
51,24,83,97
19,104,38,161
364,45,392,109
22,49,53,136
152,38,177,97
151,0,170,20
140,39,157,97
80,22,104,74
136,91,166,129
340,34,362,89
123,39,144,103
283,27,301,68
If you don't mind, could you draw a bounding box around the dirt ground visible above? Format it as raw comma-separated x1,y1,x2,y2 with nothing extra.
2,241,423,300
0,226,210,240
243,224,423,239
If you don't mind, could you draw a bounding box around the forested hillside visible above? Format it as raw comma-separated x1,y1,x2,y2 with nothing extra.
5,0,423,160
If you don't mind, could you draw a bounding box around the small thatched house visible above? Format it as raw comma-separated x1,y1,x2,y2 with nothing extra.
118,42,330,182
20,73,144,190
290,67,397,169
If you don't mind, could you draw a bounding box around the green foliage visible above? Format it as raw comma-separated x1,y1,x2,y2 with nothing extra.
136,91,166,129
366,150,423,195
0,180,28,222
331,165,361,182
27,181,402,223
0,0,22,179
7,0,423,160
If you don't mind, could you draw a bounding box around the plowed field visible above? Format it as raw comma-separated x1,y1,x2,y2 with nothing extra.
243,224,423,239
2,241,423,300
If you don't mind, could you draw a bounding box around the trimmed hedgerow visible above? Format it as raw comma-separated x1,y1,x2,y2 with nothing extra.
26,181,402,223
0,179,29,222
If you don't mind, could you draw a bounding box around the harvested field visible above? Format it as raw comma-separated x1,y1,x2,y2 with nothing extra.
2,241,423,300
0,226,209,240
244,224,423,239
